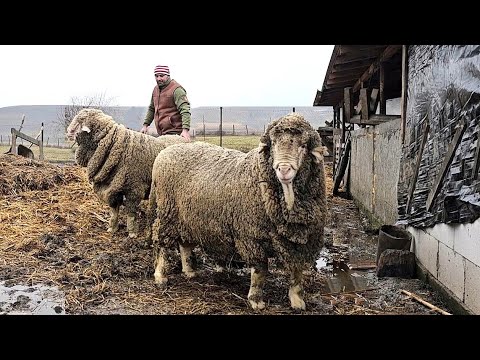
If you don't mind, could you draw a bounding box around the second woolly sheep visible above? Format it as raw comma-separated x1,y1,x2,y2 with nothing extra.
67,108,187,238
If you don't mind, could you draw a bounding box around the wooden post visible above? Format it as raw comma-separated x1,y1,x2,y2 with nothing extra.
11,129,17,155
360,88,369,121
219,106,223,147
406,118,430,215
380,62,386,115
426,119,467,211
400,45,408,145
39,122,44,161
343,87,353,144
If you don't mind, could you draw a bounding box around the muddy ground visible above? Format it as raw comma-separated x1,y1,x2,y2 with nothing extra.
0,154,454,315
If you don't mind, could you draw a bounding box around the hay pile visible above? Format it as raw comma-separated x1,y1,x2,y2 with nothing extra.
0,155,449,315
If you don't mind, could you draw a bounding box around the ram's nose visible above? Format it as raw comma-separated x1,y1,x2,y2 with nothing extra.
275,163,296,183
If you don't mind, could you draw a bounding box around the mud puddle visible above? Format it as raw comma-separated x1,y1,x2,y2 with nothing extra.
0,281,65,315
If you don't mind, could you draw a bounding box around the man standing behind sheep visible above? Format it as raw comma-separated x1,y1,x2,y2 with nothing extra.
140,65,192,141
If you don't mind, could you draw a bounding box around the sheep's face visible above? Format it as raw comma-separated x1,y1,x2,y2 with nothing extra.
270,130,309,185
66,108,107,142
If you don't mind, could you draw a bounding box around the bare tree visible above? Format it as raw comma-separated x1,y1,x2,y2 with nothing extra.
56,92,119,132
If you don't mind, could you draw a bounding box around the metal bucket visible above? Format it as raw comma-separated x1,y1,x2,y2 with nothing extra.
376,225,412,265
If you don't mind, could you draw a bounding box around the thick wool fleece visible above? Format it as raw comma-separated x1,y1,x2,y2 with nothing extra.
70,109,186,213
150,114,326,272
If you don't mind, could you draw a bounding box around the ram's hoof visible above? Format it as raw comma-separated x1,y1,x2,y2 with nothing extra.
183,271,196,279
249,299,265,310
128,232,138,239
290,298,306,311
154,278,168,288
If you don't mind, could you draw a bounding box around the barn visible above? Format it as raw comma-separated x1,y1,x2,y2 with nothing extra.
314,45,480,314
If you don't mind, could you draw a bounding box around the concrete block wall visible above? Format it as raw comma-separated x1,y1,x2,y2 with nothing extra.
350,118,401,225
408,222,480,314
348,118,480,314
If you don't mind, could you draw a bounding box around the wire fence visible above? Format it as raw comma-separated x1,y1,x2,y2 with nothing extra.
190,106,333,136
0,105,334,147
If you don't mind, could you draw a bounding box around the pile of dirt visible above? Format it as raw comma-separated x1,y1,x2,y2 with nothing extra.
0,154,454,315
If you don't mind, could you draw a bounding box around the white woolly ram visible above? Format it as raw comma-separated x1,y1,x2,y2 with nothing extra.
147,113,327,310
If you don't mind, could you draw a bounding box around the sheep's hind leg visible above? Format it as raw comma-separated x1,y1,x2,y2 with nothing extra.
153,246,169,286
107,206,120,234
247,266,267,310
179,243,196,279
126,212,139,238
288,267,306,310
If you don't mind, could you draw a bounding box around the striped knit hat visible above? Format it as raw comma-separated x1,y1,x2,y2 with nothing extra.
154,65,170,76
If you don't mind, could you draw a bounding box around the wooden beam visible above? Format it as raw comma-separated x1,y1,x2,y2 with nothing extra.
348,114,400,126
400,45,408,144
336,52,378,64
473,134,480,180
380,63,386,114
406,118,430,215
325,79,359,89
333,59,375,72
352,45,402,93
426,119,467,211
369,88,380,114
344,87,353,124
329,69,366,79
11,128,41,146
360,88,369,121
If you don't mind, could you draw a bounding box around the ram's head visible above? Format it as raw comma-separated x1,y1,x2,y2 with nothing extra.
259,113,326,210
66,108,114,142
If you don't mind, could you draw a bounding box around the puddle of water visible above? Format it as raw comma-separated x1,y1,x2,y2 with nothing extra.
316,247,371,294
326,263,369,293
0,281,65,315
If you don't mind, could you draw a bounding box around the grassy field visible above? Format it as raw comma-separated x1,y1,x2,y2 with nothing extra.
0,135,261,163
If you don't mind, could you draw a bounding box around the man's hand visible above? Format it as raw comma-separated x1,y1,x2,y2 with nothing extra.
140,125,149,134
181,129,191,142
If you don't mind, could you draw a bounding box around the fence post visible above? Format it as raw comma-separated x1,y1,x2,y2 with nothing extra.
39,122,44,161
219,106,223,147
11,129,17,155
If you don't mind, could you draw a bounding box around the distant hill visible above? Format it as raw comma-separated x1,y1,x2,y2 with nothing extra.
0,105,333,145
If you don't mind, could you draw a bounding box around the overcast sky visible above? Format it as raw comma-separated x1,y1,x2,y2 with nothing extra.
0,45,334,109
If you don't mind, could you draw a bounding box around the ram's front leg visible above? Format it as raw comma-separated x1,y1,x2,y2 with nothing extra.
288,267,306,310
107,205,120,234
179,243,196,279
248,266,267,310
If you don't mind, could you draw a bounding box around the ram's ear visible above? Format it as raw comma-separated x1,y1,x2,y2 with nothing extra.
258,141,268,153
81,125,91,133
311,146,327,163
